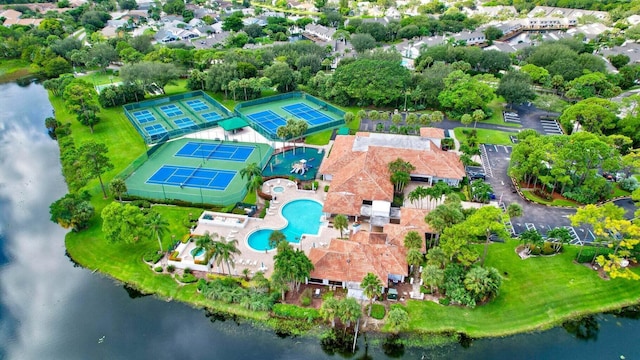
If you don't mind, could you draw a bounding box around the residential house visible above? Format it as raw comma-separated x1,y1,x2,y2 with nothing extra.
319,131,465,227
599,42,640,65
453,30,487,46
308,231,408,292
1,9,43,26
527,6,609,25
304,23,336,42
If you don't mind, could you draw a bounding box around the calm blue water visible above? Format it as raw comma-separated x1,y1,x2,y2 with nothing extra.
247,199,323,250
191,248,205,257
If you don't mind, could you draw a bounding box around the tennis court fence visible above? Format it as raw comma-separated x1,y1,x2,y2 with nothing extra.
123,91,234,144
123,185,246,206
234,92,346,141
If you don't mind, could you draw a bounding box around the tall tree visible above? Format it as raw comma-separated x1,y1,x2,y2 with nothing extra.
320,296,340,328
465,206,509,266
338,297,362,332
101,202,146,243
146,211,169,252
49,193,94,231
496,71,536,108
403,231,422,250
421,264,444,293
264,62,296,92
78,141,114,198
361,273,382,318
333,214,348,238
268,230,287,249
387,307,409,334
109,178,127,202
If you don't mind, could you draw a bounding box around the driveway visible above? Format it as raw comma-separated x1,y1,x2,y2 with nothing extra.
480,144,637,244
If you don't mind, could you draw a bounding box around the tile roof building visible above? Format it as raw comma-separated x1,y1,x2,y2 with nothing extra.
319,131,465,224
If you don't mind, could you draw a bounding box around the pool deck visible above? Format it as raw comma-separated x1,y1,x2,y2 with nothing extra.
192,178,340,278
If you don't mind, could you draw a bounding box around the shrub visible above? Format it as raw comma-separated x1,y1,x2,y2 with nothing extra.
619,177,639,192
322,291,334,301
420,285,431,294
533,188,553,201
154,266,163,272
167,264,176,273
370,303,386,319
541,242,556,255
529,244,541,256
184,267,192,274
179,273,198,283
169,251,181,261
143,250,163,264
324,185,330,192
439,297,450,306
131,199,151,208
300,288,313,306
272,303,320,320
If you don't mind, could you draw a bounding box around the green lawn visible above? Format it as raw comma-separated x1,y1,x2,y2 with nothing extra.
521,190,579,207
404,240,640,338
306,130,332,145
81,69,122,86
482,97,521,128
0,59,34,82
454,127,515,146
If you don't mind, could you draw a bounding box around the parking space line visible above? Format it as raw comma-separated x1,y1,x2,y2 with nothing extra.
480,144,493,178
525,223,536,231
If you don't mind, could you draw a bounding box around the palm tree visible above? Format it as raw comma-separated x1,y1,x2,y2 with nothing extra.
387,307,409,334
507,203,523,218
403,231,422,250
425,247,448,268
246,175,264,205
430,111,444,124
276,125,290,155
109,178,127,202
390,171,411,193
216,237,241,275
239,162,262,181
320,296,340,328
406,248,423,270
421,264,444,294
361,273,382,317
195,231,214,256
268,230,286,249
146,211,169,253
338,297,362,333
333,214,348,238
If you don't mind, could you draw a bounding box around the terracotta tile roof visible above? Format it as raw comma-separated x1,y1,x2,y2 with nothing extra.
419,127,446,139
309,231,407,284
384,208,434,253
320,132,464,216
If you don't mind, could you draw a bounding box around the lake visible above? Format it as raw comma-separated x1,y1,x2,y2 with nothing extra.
1,81,639,359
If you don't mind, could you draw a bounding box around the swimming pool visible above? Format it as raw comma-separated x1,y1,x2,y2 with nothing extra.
247,199,323,251
191,247,205,257
273,186,285,193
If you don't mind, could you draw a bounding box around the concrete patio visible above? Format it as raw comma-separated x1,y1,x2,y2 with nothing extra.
191,178,341,278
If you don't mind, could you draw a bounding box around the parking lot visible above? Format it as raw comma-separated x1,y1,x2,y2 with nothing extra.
480,144,597,244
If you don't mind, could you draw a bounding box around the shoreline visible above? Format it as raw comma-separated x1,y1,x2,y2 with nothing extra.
51,85,640,341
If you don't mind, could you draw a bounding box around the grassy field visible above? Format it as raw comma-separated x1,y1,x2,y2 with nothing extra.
0,59,35,82
403,240,640,338
454,127,515,146
483,97,521,128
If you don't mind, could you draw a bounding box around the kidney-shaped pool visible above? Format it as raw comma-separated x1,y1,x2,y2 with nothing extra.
247,199,323,251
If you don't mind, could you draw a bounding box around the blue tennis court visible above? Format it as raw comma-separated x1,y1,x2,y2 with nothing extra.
132,110,156,124
146,165,235,190
175,141,254,162
282,103,333,126
201,112,222,121
174,118,196,129
186,99,209,112
145,124,167,136
247,110,287,133
159,104,184,117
